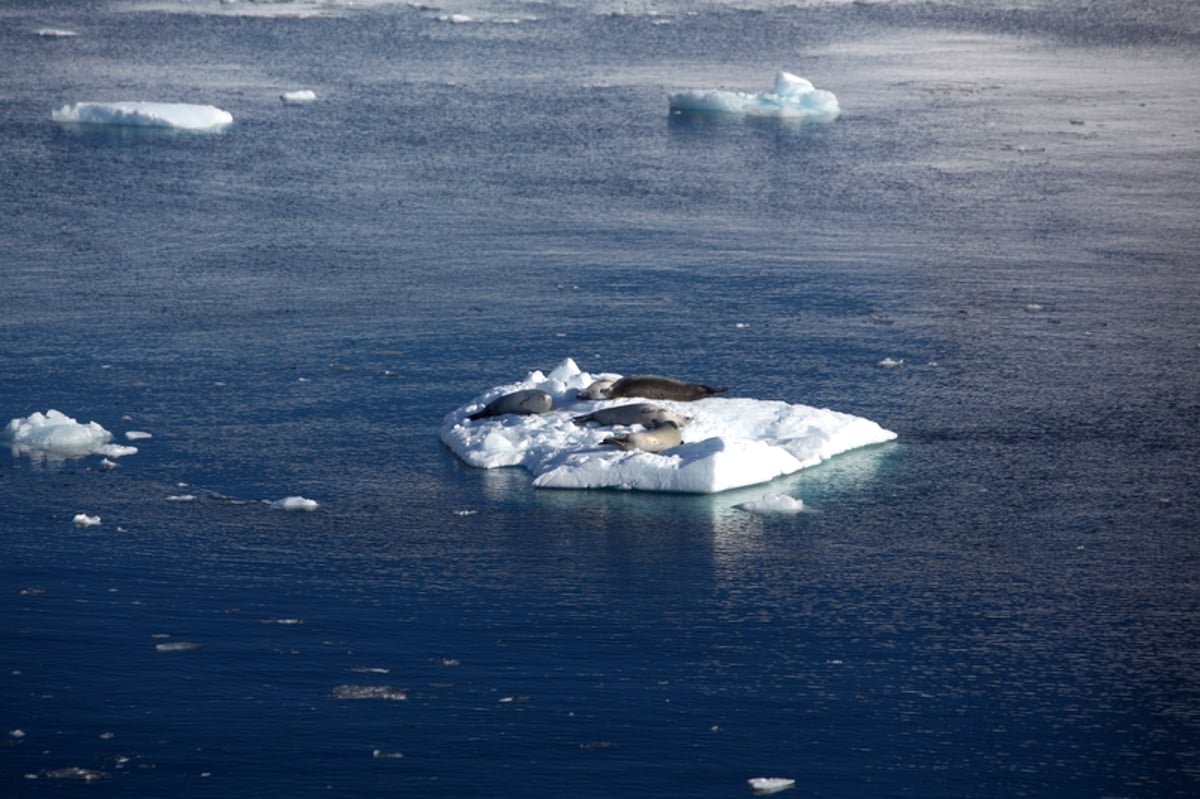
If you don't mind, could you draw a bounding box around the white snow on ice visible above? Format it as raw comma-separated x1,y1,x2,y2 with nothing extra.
669,71,840,121
3,410,138,460
440,358,895,494
51,101,234,131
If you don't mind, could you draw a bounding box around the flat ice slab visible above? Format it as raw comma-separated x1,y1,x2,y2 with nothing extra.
51,101,233,131
669,70,840,121
440,359,895,494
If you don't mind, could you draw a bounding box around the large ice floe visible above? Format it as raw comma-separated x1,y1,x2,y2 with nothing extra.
51,101,233,131
440,359,895,494
668,70,840,122
2,410,138,460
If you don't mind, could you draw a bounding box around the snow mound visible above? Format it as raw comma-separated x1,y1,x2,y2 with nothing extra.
440,359,894,494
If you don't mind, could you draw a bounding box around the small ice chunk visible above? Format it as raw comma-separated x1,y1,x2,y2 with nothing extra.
51,101,233,131
73,513,101,527
669,71,839,122
125,431,152,440
280,89,316,105
269,496,319,511
877,357,904,368
735,494,805,515
330,685,408,701
35,28,79,38
3,410,115,458
373,749,404,759
155,641,202,652
748,777,796,794
9,729,26,739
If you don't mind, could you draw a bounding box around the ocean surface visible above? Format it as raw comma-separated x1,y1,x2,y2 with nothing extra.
2,1,1199,796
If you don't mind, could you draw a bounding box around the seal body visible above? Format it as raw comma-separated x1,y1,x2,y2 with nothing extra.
601,421,683,453
607,374,727,402
576,378,616,400
467,389,553,421
573,403,691,429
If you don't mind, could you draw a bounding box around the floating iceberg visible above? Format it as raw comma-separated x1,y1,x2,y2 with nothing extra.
440,359,895,495
669,71,840,121
51,101,233,131
3,410,136,460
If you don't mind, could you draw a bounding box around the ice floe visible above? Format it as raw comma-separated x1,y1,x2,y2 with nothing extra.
73,513,102,527
3,410,137,460
669,71,840,122
440,358,895,494
51,101,234,131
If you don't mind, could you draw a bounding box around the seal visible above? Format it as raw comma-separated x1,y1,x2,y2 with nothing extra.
601,421,683,453
466,388,553,421
572,403,691,429
606,374,727,402
576,378,616,400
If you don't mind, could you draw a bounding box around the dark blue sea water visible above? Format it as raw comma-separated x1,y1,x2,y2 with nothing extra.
3,1,1199,796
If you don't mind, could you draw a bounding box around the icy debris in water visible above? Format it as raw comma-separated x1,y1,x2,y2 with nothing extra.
125,431,152,440
35,28,79,37
98,458,118,470
9,729,26,739
73,513,101,527
155,641,202,653
43,767,106,782
330,685,408,701
748,777,795,794
3,410,120,459
877,357,904,368
1025,303,1044,312
669,71,839,122
734,494,805,515
99,731,114,740
269,496,319,511
166,494,196,502
281,89,317,105
52,101,233,131
350,666,391,674
372,749,404,759
452,509,478,516
260,617,304,625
